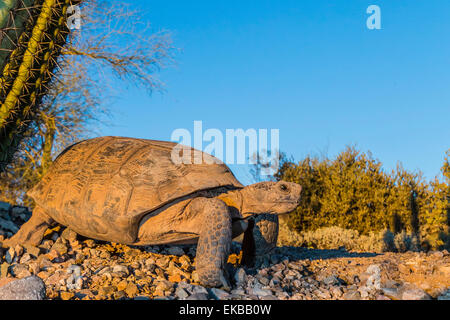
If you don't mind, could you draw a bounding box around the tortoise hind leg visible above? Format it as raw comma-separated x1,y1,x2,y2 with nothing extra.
242,214,279,267
3,206,54,248
254,214,279,255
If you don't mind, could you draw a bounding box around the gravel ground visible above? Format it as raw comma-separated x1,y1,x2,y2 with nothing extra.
0,203,449,301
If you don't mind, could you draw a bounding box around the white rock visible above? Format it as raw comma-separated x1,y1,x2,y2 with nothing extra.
191,285,209,295
250,287,273,297
67,265,82,277
112,265,129,275
175,287,189,300
365,264,381,290
210,288,231,300
366,264,381,274
402,288,431,300
234,268,247,286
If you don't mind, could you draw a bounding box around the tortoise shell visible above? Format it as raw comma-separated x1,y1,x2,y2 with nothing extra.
29,136,243,244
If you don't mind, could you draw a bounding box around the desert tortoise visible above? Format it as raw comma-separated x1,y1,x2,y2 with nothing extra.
5,136,302,287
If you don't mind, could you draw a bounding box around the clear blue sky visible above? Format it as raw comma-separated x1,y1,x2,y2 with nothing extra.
98,0,450,185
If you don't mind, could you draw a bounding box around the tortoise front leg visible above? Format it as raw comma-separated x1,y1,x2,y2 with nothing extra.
241,213,279,267
190,198,232,288
3,206,55,248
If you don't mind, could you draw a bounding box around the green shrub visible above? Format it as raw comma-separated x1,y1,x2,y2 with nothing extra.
277,147,449,251
277,218,419,253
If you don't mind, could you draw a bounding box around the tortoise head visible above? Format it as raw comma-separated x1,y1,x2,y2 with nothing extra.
240,181,302,215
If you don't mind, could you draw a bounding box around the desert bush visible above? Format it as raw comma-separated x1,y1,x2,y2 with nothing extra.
277,147,449,251
278,218,420,253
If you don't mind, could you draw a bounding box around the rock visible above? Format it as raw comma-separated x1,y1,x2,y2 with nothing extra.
402,288,431,300
331,286,343,298
19,253,32,264
144,263,156,274
11,206,29,217
185,293,209,300
0,202,11,212
134,296,151,300
51,243,68,255
1,263,10,278
234,268,246,286
315,289,332,300
45,271,67,286
168,274,182,283
5,248,15,264
156,256,170,269
98,286,116,296
210,288,231,300
11,264,31,278
125,283,139,297
117,280,128,291
365,264,381,290
0,218,19,233
112,265,129,275
155,279,173,292
437,290,450,301
0,276,46,300
175,287,189,300
358,286,371,299
436,265,450,277
380,287,400,300
0,278,16,287
366,264,381,274
13,245,23,257
37,256,53,269
67,265,82,277
66,274,83,290
191,285,209,295
113,291,126,300
323,275,340,286
256,275,270,286
66,266,83,291
191,271,200,283
342,290,361,300
260,295,278,300
61,228,78,242
166,247,185,256
60,292,74,300
231,288,246,296
83,239,95,248
250,287,273,297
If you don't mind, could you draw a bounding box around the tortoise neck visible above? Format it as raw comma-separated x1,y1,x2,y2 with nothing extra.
217,189,244,213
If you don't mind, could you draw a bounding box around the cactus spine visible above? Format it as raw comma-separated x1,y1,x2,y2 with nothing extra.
0,0,81,172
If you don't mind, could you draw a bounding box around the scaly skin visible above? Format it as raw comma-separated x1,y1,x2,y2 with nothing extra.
241,214,279,267
254,213,279,255
193,198,232,288
2,206,54,247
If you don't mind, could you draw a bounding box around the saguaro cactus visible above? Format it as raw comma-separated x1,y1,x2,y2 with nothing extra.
0,0,82,172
